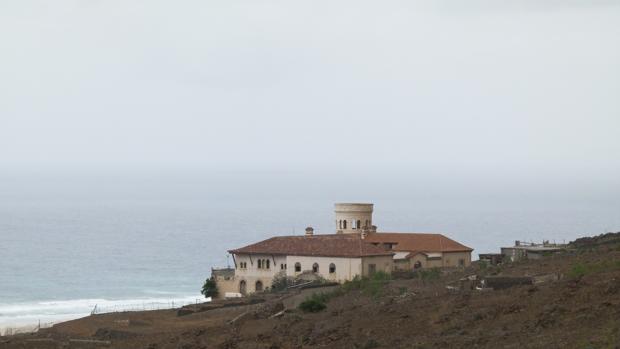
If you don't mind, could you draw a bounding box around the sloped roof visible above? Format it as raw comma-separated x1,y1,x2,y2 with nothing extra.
365,232,473,253
229,234,394,258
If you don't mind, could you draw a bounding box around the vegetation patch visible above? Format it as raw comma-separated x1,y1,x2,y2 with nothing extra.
568,260,620,279
201,277,219,298
342,271,391,298
413,268,441,281
298,293,329,313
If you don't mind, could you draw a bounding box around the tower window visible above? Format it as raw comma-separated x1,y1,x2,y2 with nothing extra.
357,220,361,229
343,220,347,229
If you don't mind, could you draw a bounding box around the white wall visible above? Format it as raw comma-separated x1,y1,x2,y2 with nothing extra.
286,255,362,282
232,253,287,294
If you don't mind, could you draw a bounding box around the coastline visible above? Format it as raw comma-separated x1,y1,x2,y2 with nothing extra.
0,294,203,336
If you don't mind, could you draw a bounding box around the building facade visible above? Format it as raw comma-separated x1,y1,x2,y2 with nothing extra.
216,203,473,296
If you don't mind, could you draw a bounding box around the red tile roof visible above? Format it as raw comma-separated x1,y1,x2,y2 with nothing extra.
365,232,473,253
229,234,394,258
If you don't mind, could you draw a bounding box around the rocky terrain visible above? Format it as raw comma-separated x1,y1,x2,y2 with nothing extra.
2,233,619,349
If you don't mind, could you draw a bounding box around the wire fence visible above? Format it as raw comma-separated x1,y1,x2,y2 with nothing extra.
1,321,55,336
0,298,207,337
90,298,205,314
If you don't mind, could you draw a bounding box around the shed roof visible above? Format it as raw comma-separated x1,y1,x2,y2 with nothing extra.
364,232,473,253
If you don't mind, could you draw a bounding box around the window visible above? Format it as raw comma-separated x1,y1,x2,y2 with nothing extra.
368,264,376,275
459,259,465,267
266,259,270,269
329,263,336,274
413,261,422,269
357,220,361,229
295,262,301,272
257,260,262,269
343,220,347,229
338,220,342,229
281,263,286,270
255,280,263,292
239,280,247,295
312,263,319,273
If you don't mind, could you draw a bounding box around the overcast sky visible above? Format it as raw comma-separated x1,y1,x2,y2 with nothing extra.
1,1,619,186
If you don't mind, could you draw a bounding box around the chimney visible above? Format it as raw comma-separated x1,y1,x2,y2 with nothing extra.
305,227,314,236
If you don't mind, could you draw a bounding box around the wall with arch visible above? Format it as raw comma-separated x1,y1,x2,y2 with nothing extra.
285,255,363,282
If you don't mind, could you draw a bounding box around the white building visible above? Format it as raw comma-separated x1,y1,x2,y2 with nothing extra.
215,203,473,296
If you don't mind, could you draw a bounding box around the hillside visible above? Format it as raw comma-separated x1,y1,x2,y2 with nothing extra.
2,233,620,349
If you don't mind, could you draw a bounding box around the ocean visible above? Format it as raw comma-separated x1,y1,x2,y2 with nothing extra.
1,187,619,332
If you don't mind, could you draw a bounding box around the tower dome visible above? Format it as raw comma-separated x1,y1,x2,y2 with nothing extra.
334,203,374,234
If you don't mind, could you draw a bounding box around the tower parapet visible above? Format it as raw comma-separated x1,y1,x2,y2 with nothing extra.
335,203,374,234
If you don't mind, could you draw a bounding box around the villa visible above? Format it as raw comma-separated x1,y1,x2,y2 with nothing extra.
215,203,473,296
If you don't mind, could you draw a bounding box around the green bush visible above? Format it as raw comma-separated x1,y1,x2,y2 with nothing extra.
270,271,293,292
298,293,329,312
201,277,219,298
568,263,588,278
568,260,620,279
341,271,391,298
411,268,441,281
360,339,380,349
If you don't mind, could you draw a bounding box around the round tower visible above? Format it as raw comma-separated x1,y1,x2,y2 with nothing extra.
335,203,374,234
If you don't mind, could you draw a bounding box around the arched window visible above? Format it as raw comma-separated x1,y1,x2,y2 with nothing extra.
312,263,319,273
414,261,422,269
329,263,336,274
295,262,301,272
343,220,347,229
239,280,247,295
357,220,361,229
255,280,263,292
266,259,270,269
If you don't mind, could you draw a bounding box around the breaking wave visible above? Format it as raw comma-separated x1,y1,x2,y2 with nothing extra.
0,294,203,333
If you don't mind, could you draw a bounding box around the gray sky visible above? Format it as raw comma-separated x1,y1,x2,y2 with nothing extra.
1,0,619,183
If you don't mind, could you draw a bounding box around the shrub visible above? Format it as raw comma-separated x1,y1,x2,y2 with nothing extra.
568,260,620,279
201,277,219,298
412,268,441,281
271,271,294,292
341,271,391,298
298,293,328,312
360,339,380,349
